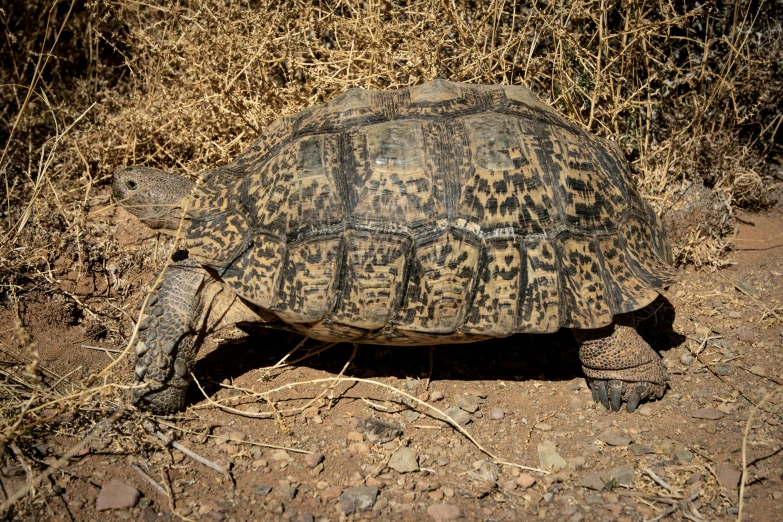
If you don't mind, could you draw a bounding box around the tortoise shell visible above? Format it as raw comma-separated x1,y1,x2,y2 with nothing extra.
184,80,676,345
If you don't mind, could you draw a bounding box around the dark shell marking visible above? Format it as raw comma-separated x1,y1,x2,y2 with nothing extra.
184,80,676,345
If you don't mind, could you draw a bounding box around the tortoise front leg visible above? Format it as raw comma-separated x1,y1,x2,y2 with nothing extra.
132,258,207,414
573,313,669,413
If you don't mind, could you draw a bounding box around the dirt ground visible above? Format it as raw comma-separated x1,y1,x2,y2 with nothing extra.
0,194,780,522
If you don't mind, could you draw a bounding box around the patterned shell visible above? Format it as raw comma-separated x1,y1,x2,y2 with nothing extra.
185,80,676,345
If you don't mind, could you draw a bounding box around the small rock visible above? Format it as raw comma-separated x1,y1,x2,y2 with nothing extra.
680,353,694,366
417,392,430,401
454,394,479,413
401,410,420,422
543,492,554,503
292,514,315,522
675,450,694,463
568,456,587,469
580,466,635,491
427,503,462,521
276,485,297,499
430,391,444,401
749,365,766,377
252,459,268,468
475,460,500,482
691,408,725,420
96,479,140,511
138,506,158,522
570,396,585,410
338,487,379,512
737,328,755,342
717,463,741,489
429,489,445,501
320,486,342,501
347,431,364,442
254,484,273,496
637,404,653,416
489,408,505,420
585,493,603,505
728,311,742,319
536,422,553,431
515,474,536,489
270,449,292,461
265,498,284,514
443,406,471,426
734,280,758,297
388,447,419,473
302,407,319,418
714,363,736,376
538,440,566,470
600,429,632,447
304,452,324,468
629,443,655,456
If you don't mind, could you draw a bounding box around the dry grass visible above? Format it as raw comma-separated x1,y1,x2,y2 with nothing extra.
0,0,782,518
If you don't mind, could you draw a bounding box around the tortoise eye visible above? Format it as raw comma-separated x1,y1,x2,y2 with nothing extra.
126,179,138,190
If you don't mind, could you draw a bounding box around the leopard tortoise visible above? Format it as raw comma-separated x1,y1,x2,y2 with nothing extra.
113,79,677,415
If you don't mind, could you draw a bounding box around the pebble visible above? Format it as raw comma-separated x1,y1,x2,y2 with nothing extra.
600,429,632,447
680,352,694,366
675,450,694,463
515,474,536,489
538,440,566,470
734,280,758,296
254,484,273,496
585,493,603,505
347,431,364,442
717,463,741,489
265,498,284,514
475,460,500,482
276,485,298,499
138,507,158,522
95,479,140,511
580,466,635,490
749,365,766,376
430,391,444,401
338,487,379,512
714,362,736,376
302,407,319,418
426,503,462,521
388,447,419,473
691,408,725,420
454,394,479,413
737,328,755,342
629,443,655,456
270,449,292,461
292,514,314,522
443,406,472,426
489,407,505,420
320,486,343,501
536,422,553,431
252,459,268,468
637,404,653,416
304,452,324,468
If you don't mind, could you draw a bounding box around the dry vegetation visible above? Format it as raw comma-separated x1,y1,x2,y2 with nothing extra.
0,0,782,519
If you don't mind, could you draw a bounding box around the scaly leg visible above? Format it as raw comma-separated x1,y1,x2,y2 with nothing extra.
573,313,669,413
132,258,206,414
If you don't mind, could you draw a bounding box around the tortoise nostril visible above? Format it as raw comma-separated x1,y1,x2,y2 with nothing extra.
126,179,138,190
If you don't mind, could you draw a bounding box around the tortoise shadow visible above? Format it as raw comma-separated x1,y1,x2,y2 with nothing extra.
189,295,685,405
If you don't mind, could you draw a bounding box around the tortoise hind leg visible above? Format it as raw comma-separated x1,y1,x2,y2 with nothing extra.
573,313,669,413
132,258,206,414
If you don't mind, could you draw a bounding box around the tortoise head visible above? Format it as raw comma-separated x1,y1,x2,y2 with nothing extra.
112,166,196,234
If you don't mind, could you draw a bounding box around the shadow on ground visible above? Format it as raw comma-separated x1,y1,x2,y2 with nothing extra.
188,295,685,407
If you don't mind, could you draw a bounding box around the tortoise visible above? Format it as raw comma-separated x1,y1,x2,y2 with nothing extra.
112,79,677,415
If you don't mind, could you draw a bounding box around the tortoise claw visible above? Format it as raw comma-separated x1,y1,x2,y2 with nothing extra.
596,381,610,410
608,380,623,412
626,390,641,413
